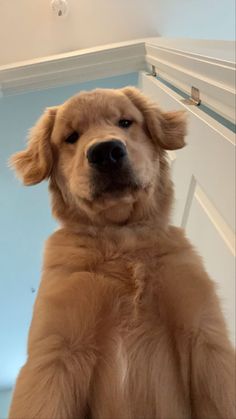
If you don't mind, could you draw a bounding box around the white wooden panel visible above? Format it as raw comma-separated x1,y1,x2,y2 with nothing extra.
140,72,235,344
186,185,235,342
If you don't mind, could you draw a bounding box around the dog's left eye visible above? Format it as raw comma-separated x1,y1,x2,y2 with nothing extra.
118,119,133,128
65,131,80,144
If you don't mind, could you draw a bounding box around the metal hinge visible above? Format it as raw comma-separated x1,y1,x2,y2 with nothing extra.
145,68,201,107
182,86,201,106
147,65,157,77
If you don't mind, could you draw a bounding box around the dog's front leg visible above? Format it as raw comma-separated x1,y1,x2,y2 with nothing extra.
190,297,236,419
9,346,93,419
9,274,102,419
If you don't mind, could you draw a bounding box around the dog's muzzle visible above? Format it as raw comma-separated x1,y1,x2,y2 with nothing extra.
87,140,127,171
87,140,139,197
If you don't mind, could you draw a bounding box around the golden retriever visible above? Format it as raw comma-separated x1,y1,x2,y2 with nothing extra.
9,87,235,419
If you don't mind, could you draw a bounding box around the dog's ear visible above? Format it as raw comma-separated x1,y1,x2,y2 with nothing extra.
122,87,187,150
10,107,57,185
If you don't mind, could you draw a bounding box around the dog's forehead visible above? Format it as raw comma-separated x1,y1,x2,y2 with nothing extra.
57,89,143,126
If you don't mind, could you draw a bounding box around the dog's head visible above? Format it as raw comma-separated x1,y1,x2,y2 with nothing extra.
10,88,186,227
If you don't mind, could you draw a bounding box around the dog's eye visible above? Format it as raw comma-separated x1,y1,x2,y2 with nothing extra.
65,131,79,144
118,119,133,128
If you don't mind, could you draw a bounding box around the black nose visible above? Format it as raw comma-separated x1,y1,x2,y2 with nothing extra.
87,140,127,169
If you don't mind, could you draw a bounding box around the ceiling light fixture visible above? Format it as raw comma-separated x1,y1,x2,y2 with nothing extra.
51,0,68,17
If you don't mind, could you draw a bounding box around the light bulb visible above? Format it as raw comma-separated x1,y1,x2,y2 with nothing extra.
51,0,68,17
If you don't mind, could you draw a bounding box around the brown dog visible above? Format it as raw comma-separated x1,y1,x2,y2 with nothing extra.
9,88,235,419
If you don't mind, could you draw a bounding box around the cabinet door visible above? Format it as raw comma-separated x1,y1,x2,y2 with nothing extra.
140,72,235,344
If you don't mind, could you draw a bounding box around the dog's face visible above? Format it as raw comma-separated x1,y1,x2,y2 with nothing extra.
11,88,186,226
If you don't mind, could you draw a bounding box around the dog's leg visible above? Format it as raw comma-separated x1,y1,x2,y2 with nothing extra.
9,274,109,419
190,299,236,419
160,259,235,418
9,337,94,419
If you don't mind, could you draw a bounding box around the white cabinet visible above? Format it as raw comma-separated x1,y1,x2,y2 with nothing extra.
140,72,235,344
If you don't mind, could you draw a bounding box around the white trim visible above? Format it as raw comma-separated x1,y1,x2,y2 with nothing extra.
144,38,236,63
145,39,236,123
0,38,235,124
0,40,147,96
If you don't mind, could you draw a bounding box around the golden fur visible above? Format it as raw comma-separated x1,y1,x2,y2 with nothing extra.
9,88,235,419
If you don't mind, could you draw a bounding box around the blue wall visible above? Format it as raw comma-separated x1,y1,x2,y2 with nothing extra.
0,390,12,419
0,73,138,396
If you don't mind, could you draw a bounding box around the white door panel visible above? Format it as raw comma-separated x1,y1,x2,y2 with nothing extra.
139,72,235,344
186,188,235,339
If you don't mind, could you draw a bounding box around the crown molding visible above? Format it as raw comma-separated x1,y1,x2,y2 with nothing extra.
0,37,235,123
0,40,147,96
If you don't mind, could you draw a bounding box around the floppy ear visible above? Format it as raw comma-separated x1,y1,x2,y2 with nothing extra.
122,87,187,150
10,107,57,185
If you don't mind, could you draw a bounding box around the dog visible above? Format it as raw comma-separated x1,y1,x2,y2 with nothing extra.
9,87,235,419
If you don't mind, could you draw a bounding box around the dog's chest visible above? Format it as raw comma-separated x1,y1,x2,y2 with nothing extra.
91,306,187,419
89,245,188,416
46,232,188,417
93,237,158,292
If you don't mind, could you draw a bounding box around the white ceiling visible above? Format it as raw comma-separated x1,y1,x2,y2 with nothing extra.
0,0,159,66
0,0,235,67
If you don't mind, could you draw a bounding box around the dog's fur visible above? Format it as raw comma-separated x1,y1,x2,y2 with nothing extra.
9,88,235,419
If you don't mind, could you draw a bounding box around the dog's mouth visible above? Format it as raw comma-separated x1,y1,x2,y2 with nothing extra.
90,165,141,200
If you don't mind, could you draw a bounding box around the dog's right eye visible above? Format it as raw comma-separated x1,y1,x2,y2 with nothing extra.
65,132,79,144
118,119,133,129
